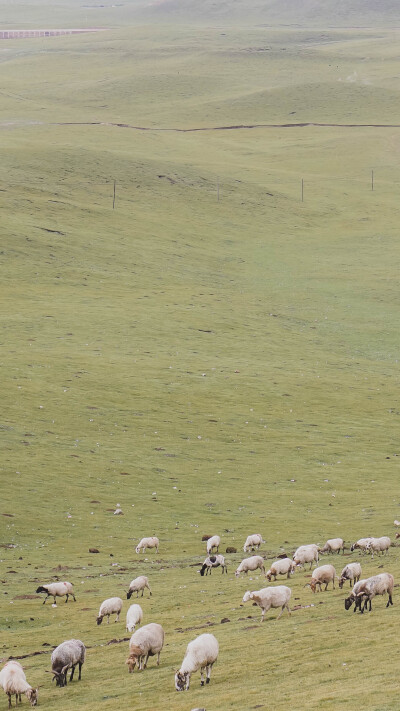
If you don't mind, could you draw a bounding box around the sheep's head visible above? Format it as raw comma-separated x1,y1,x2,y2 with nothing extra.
234,569,240,578
26,688,38,706
127,590,133,600
344,594,355,610
338,577,346,589
126,651,140,673
48,669,67,687
265,571,272,581
96,615,103,626
310,580,317,593
174,671,188,691
350,543,356,552
242,591,252,603
135,546,141,554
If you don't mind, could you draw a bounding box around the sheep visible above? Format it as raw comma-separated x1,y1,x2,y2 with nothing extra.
365,536,391,558
242,585,291,622
345,573,394,613
126,623,164,672
305,564,336,593
319,538,344,555
265,558,296,581
293,544,319,570
0,661,38,708
126,604,143,633
338,562,362,589
350,537,373,554
35,581,76,605
200,555,227,576
206,536,220,555
96,597,123,625
135,537,159,554
48,639,85,687
243,534,264,553
235,555,265,578
394,520,400,527
127,576,152,599
175,633,219,691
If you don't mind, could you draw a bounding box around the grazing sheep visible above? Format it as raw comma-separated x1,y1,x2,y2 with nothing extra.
200,555,227,576
235,555,265,578
350,538,373,554
126,604,143,633
175,633,219,691
365,536,391,558
319,538,344,555
293,544,319,570
0,661,38,708
338,562,362,589
305,564,336,593
345,573,394,613
265,558,296,581
243,534,264,553
126,623,164,672
96,597,123,625
242,586,291,622
35,581,76,605
206,536,221,555
127,576,152,599
394,520,400,527
48,639,85,687
135,537,159,554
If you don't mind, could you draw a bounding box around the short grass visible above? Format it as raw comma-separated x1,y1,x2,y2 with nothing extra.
1,10,400,711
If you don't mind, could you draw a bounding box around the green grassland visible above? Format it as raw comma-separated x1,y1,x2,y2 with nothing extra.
1,6,400,711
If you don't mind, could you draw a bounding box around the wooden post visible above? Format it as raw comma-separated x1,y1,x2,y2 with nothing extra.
301,178,304,202
113,180,116,209
371,169,374,191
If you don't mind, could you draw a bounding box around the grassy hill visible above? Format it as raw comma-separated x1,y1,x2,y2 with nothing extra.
1,13,400,711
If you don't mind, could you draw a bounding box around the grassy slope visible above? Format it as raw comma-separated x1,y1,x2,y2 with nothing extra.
1,16,400,711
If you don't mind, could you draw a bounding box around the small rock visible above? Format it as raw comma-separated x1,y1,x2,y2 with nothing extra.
202,535,211,541
226,546,237,553
220,617,230,623
89,548,100,554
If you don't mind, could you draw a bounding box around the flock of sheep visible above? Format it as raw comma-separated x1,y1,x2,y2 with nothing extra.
0,531,396,707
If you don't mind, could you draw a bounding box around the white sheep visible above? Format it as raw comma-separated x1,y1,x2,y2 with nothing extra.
96,597,123,625
127,576,152,599
135,537,159,554
319,538,344,555
293,544,319,570
0,661,38,708
350,537,373,554
365,536,391,558
235,555,265,577
175,633,219,691
126,604,143,633
206,536,221,555
242,585,291,621
345,573,394,612
126,623,164,672
394,520,400,527
243,534,264,553
48,639,86,687
265,558,296,581
35,581,76,605
338,562,362,589
306,564,336,593
200,555,227,576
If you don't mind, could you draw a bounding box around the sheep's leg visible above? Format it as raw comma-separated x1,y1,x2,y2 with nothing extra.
200,668,205,686
261,608,266,622
78,661,83,680
43,593,50,605
72,593,76,601
107,614,110,624
206,663,212,683
156,651,161,666
143,653,149,669
7,692,11,709
65,593,69,603
185,674,190,691
115,611,120,622
70,665,75,682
